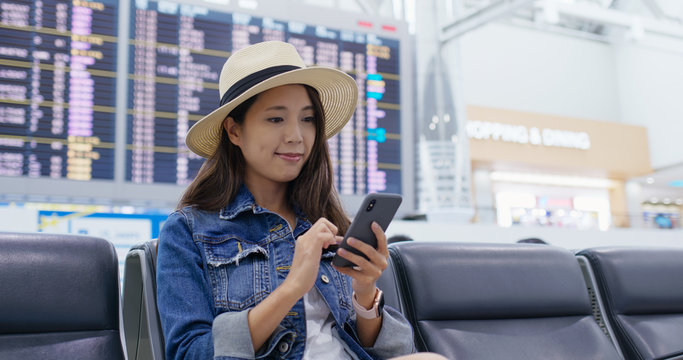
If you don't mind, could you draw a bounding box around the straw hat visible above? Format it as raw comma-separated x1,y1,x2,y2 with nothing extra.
185,41,359,158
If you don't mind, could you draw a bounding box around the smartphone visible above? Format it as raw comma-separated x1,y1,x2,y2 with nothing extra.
331,193,403,267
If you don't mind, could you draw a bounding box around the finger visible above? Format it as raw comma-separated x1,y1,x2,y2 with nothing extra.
333,259,378,287
317,231,337,248
337,246,377,274
314,219,331,233
323,219,339,235
314,218,339,236
322,234,340,249
371,222,389,258
333,263,359,278
332,262,372,279
345,237,386,269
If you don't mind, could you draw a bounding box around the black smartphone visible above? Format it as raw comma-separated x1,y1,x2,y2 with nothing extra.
331,193,403,267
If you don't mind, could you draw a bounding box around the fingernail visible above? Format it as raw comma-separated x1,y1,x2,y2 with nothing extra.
347,238,356,245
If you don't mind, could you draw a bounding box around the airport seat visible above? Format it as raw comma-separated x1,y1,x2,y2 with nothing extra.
578,247,683,360
122,239,165,360
385,242,622,360
377,249,404,312
0,232,124,360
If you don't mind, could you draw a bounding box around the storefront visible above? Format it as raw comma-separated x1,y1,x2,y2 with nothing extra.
466,105,652,229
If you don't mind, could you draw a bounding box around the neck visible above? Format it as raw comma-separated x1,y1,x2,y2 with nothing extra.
243,175,290,216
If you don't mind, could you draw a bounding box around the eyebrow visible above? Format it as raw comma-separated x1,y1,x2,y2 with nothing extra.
264,105,314,111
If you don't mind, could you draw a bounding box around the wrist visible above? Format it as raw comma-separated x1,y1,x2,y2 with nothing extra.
353,288,384,319
354,288,377,309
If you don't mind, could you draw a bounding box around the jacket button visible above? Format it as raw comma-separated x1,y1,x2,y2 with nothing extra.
321,275,330,284
278,341,289,353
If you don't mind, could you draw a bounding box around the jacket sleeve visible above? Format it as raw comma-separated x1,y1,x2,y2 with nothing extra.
157,211,288,360
157,211,217,359
363,305,416,359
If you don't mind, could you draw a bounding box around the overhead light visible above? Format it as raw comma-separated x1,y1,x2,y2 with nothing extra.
490,171,617,188
628,18,645,41
675,199,683,205
646,177,655,184
542,1,560,24
238,0,258,9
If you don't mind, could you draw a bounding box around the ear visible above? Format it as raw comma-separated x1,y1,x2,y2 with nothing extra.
223,117,241,147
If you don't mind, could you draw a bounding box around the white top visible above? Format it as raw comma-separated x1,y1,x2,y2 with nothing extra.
302,287,353,360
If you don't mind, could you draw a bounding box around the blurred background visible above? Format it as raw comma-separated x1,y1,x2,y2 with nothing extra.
1,0,682,277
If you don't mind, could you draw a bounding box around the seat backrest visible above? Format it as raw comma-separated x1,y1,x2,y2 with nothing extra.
578,247,683,360
122,239,165,360
388,241,622,360
377,251,404,312
0,232,124,360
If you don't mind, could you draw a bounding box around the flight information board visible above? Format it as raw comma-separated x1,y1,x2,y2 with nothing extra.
0,0,405,203
0,0,118,180
126,1,401,194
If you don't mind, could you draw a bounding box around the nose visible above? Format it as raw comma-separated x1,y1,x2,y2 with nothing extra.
284,119,303,143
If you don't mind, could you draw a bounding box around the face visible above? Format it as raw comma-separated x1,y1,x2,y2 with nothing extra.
224,84,317,188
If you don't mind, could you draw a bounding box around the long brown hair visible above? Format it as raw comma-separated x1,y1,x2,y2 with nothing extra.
179,85,350,234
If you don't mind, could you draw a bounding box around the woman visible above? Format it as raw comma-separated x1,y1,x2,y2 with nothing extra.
157,41,441,360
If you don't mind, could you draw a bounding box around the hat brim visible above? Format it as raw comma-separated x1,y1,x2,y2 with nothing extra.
186,67,359,158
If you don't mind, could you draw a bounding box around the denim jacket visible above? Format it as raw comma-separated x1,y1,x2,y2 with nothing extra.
156,185,415,360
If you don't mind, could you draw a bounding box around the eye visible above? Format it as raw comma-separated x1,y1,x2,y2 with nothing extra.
302,116,315,123
267,117,283,123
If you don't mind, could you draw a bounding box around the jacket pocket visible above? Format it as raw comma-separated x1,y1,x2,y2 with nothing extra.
199,236,270,311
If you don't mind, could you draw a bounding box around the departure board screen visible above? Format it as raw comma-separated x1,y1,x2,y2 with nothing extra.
126,1,401,195
0,0,118,180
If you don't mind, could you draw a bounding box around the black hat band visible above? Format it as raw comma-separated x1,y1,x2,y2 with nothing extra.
219,65,301,107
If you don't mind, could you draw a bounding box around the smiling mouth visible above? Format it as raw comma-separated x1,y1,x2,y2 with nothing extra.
276,153,303,161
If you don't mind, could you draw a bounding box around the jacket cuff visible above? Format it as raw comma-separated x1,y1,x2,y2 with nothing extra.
213,309,295,359
363,306,415,358
213,309,255,359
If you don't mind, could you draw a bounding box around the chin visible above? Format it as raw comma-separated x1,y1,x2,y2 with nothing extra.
272,172,301,183
283,174,301,182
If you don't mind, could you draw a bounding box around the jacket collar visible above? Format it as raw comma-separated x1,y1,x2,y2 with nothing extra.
219,185,257,220
219,184,309,223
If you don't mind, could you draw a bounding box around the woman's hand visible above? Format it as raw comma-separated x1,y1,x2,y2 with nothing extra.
284,217,342,297
333,221,389,301
248,218,340,352
333,221,388,347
